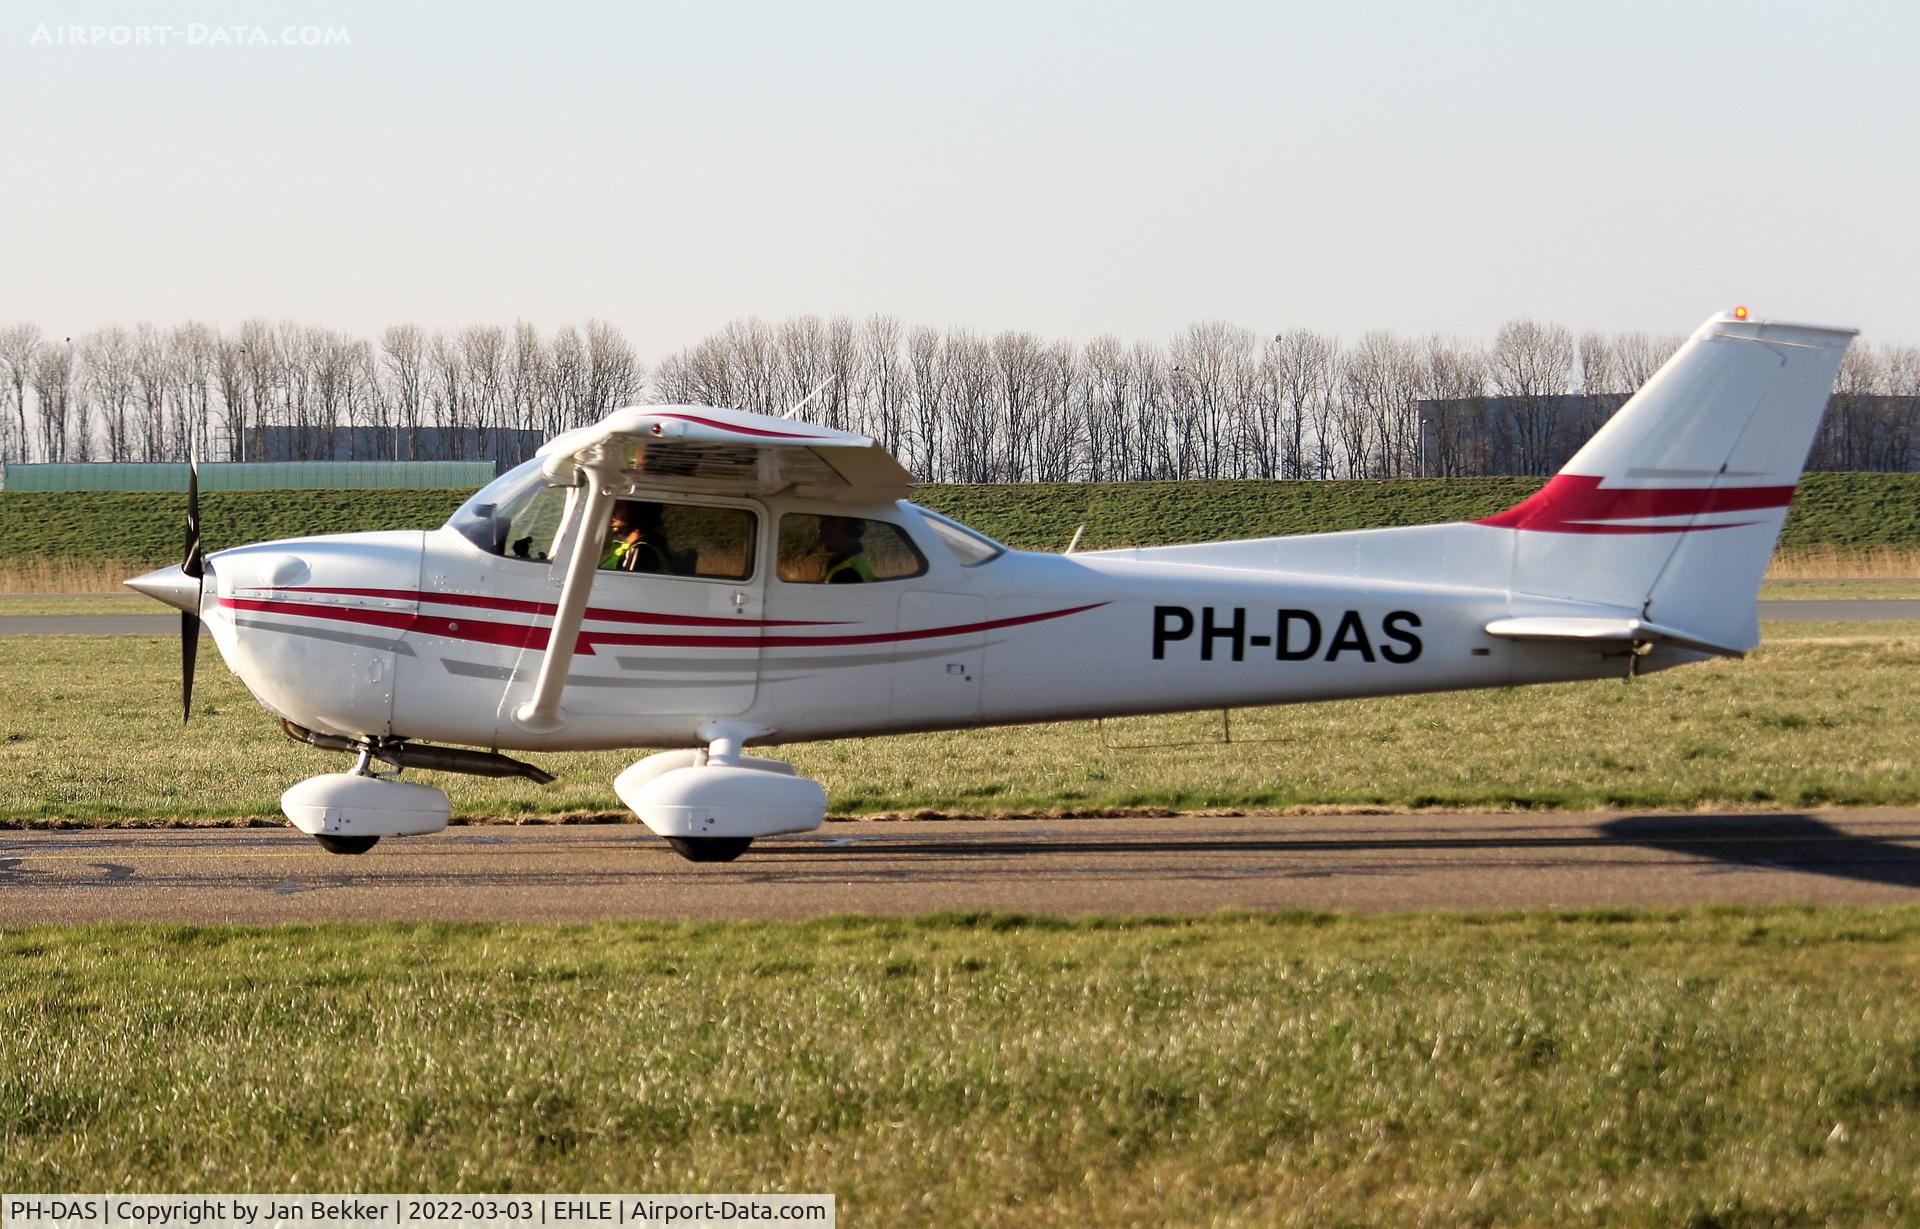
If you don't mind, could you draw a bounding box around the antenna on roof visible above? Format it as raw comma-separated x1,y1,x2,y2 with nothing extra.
782,374,836,420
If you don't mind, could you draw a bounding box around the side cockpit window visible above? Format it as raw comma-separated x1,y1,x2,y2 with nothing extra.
777,513,928,584
600,501,756,581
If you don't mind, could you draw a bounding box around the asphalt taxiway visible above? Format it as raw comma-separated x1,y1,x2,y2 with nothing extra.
2,809,1917,923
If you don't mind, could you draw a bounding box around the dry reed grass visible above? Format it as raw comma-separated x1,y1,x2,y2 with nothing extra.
1765,545,1920,579
0,558,144,594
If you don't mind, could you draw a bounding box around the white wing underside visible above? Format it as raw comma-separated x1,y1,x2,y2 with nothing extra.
537,405,915,501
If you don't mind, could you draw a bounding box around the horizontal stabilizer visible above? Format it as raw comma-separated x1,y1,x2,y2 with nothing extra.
1483,616,1743,658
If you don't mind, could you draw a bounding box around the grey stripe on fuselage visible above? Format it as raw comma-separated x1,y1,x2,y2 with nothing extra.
233,616,417,656
613,642,1002,673
440,640,1006,688
440,659,709,688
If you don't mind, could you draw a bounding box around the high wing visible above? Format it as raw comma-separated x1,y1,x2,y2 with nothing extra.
515,404,914,733
536,404,915,501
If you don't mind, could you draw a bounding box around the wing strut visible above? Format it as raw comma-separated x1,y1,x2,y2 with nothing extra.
513,472,615,733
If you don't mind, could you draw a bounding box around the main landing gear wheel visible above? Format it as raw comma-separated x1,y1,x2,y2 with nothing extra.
665,837,753,863
314,834,381,855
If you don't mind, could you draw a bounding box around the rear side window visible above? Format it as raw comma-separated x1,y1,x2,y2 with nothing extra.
777,514,929,584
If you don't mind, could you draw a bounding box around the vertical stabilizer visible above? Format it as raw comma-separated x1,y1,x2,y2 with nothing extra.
1478,311,1855,650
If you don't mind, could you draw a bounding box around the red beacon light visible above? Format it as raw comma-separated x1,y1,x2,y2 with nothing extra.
1733,305,1750,321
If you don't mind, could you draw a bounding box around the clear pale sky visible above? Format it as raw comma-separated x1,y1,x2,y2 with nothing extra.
3,0,1915,353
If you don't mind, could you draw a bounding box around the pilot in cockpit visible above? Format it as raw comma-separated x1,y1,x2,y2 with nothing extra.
820,515,874,584
602,501,686,574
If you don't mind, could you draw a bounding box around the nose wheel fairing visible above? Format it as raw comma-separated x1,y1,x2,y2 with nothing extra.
281,771,451,844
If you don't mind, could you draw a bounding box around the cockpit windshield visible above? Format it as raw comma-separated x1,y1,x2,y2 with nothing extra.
446,458,572,561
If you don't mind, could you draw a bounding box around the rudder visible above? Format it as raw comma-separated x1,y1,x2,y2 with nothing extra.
1479,310,1855,651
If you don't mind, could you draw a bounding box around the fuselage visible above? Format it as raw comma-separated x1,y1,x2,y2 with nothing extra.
198,478,1687,753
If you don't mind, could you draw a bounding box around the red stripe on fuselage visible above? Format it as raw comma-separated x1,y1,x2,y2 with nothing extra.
278,586,843,627
1475,474,1796,534
221,597,1107,654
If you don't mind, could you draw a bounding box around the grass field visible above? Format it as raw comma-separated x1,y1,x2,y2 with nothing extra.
1760,579,1920,600
0,593,146,614
5,472,1919,574
2,621,1914,825
2,909,1918,1224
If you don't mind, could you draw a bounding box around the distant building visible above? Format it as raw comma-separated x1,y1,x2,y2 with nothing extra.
1414,394,1626,477
1417,393,1920,476
0,460,496,492
244,425,544,468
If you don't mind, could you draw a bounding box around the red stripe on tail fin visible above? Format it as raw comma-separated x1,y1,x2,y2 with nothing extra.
1476,474,1796,534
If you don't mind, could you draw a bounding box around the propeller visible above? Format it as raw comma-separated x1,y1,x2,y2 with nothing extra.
124,453,211,720
181,456,203,722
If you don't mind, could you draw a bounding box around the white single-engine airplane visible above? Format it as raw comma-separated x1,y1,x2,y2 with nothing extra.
128,309,1852,860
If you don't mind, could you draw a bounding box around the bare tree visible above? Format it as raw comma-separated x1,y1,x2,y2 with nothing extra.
1169,322,1258,479
1029,340,1081,482
130,324,171,461
82,327,138,462
280,323,322,460
1882,345,1920,472
943,331,998,483
1082,335,1131,482
904,325,947,480
460,325,507,461
0,324,43,463
427,330,468,459
1613,331,1683,393
167,322,216,461
381,325,426,460
861,314,907,455
236,319,280,462
1341,332,1419,478
1813,343,1886,470
992,331,1047,481
775,317,831,425
1417,337,1489,477
508,322,551,437
309,329,364,461
1128,341,1176,480
583,320,643,425
548,326,589,431
1490,318,1576,474
30,340,75,462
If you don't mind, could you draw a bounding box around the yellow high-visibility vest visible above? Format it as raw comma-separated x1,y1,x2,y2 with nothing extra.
824,552,875,583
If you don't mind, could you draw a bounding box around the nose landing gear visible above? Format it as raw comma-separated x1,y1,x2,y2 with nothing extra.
281,742,452,855
278,722,556,855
